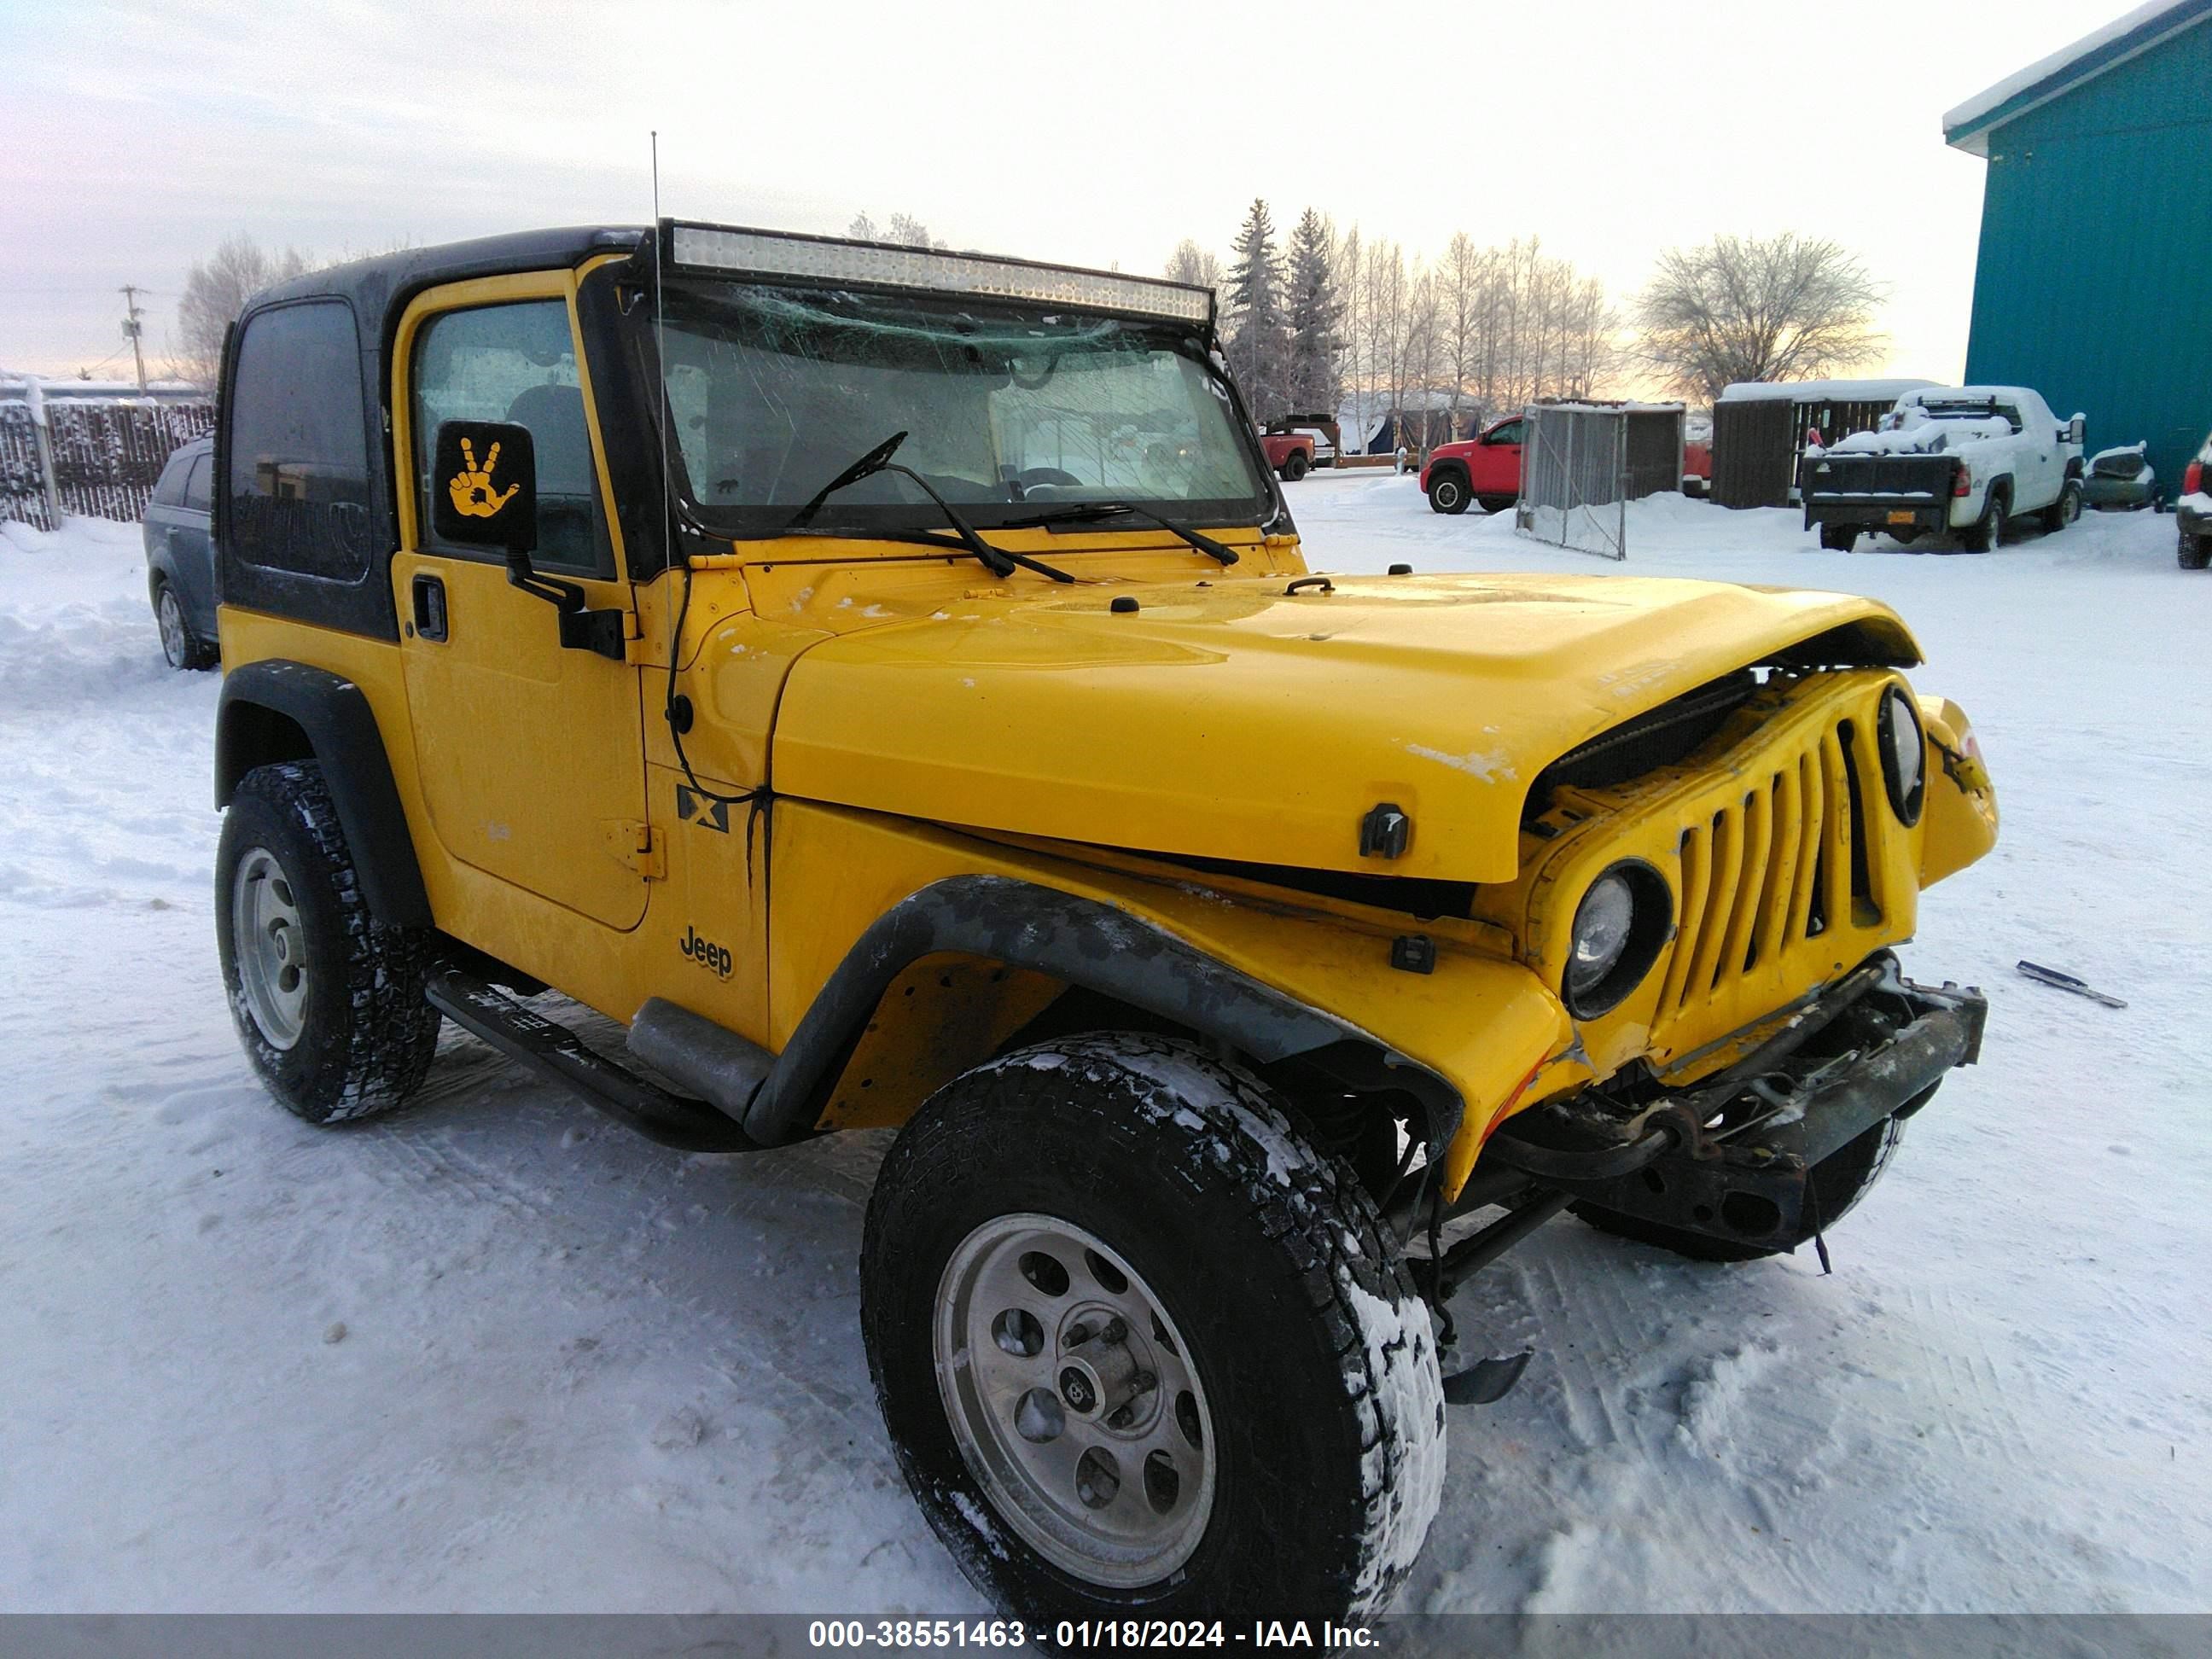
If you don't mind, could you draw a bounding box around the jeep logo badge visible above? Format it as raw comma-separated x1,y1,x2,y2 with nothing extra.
679,925,732,979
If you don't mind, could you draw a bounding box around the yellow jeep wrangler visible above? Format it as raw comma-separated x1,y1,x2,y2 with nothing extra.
208,221,1999,1623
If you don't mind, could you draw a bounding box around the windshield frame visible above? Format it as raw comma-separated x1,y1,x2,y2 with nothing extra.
621,272,1282,544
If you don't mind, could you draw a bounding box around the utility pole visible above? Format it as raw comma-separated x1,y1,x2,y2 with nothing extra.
119,284,148,392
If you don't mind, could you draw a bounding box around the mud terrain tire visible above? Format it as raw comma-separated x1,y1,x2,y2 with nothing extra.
216,761,441,1124
861,1033,1444,1625
1571,1114,1909,1263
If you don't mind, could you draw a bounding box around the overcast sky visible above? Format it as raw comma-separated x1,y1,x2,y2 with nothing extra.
2,0,2115,386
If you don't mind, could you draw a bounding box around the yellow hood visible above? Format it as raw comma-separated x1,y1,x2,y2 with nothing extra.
770,571,1920,883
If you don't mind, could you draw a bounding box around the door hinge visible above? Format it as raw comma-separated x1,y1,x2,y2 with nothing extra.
602,819,665,881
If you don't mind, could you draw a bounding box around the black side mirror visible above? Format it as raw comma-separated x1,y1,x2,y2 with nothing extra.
428,418,624,661
431,420,538,553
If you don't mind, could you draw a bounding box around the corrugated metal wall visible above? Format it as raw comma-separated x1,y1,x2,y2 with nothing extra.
1963,15,2212,492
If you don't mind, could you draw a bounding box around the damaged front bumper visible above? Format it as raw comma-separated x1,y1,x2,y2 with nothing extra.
1479,953,1986,1254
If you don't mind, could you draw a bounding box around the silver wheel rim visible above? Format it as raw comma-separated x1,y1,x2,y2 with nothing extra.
934,1213,1216,1587
231,847,309,1050
157,589,188,666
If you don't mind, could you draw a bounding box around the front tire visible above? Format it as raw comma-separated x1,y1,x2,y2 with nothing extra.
1426,471,1469,515
861,1033,1444,1624
216,761,441,1123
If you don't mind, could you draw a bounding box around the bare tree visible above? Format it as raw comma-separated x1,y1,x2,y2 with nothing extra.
1335,224,1364,450
1163,238,1222,292
174,234,312,386
1634,231,1884,401
848,212,944,248
1438,232,1483,435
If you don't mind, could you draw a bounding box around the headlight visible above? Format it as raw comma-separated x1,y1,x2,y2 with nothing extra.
1878,687,1925,825
1563,862,1672,1019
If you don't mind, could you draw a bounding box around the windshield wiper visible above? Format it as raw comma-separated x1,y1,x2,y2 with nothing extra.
783,430,1074,585
1001,501,1239,567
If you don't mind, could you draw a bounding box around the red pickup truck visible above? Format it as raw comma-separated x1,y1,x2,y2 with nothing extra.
1260,429,1315,481
1419,416,1524,514
1420,414,1713,513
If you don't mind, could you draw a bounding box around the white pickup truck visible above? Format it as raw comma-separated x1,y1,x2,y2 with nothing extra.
1802,385,2086,552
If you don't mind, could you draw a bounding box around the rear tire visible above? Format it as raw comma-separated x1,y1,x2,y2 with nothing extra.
1571,1114,1909,1263
2181,532,2210,571
216,762,441,1124
1958,486,2008,553
1280,452,1309,482
2041,479,2082,533
1476,494,1516,515
1426,471,1470,515
861,1033,1444,1623
1819,524,1858,551
154,580,216,671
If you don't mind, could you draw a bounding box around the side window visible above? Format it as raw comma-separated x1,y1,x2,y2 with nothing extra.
151,451,191,508
1487,420,1524,445
182,454,212,513
411,300,608,574
227,301,372,580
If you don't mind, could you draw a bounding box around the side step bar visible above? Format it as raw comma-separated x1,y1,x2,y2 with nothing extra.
423,969,763,1153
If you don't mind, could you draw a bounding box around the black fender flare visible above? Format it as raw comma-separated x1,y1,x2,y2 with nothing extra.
740,873,1464,1154
214,660,432,928
1426,458,1469,492
2063,457,2085,481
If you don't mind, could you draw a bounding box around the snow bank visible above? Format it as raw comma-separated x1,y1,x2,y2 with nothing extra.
6,498,2212,1617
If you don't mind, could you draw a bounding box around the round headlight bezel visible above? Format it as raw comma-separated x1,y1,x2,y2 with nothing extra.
1561,859,1674,1021
1877,686,1926,827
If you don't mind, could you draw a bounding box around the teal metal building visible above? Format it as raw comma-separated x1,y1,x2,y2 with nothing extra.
1944,0,2212,492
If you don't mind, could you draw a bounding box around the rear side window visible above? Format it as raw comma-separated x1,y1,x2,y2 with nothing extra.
151,449,193,508
182,454,212,512
226,301,371,580
410,300,608,574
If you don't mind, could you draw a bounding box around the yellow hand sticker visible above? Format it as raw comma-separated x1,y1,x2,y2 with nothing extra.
448,436,520,519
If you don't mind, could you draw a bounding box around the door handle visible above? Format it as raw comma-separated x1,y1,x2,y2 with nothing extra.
411,573,448,642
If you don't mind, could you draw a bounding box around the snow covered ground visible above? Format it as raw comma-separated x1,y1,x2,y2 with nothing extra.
3,486,2208,1615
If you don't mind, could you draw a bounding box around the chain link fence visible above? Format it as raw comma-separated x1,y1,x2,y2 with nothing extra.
1516,403,1628,560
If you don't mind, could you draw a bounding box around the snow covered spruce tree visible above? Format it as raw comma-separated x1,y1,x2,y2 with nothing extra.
1283,209,1344,418
1225,199,1290,423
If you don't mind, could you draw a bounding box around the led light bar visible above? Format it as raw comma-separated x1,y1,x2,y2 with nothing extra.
666,222,1214,326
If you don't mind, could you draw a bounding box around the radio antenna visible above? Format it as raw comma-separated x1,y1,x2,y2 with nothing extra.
651,130,670,556
649,131,765,835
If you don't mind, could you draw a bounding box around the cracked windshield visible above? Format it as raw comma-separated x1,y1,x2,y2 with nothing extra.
657,285,1267,532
